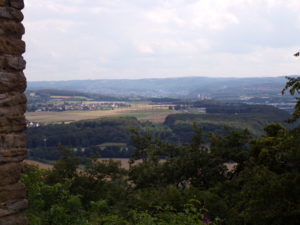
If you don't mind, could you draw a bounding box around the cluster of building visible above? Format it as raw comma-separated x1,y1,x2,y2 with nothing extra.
26,121,42,128
30,101,131,112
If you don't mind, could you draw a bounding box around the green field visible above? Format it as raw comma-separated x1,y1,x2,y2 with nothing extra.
99,143,127,147
26,103,176,124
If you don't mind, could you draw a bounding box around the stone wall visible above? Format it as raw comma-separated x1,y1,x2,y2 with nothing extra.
0,0,27,225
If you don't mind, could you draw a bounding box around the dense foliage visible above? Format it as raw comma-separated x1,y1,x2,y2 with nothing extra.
27,117,142,160
23,121,300,224
27,104,291,161
23,78,300,224
192,100,289,115
282,76,300,122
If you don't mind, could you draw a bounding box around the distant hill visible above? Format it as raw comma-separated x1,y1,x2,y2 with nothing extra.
25,89,125,101
28,76,299,113
28,76,293,98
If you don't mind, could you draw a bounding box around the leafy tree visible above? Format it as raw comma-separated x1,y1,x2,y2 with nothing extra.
282,76,300,122
22,77,300,225
46,145,80,183
22,165,89,225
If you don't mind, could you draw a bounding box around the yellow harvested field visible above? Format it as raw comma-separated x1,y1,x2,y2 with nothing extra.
50,96,72,99
26,103,177,124
24,159,133,170
23,158,164,170
98,158,143,170
26,109,130,123
24,160,54,170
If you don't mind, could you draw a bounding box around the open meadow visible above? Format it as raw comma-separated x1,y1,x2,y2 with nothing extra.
24,159,235,172
26,102,177,124
24,160,54,170
24,158,143,170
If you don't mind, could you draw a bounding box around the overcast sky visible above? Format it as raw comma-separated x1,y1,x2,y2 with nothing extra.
23,0,300,81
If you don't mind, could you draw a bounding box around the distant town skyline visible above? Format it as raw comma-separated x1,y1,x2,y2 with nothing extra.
24,0,300,81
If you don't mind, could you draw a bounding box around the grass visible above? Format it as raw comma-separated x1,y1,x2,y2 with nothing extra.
24,160,54,170
50,96,93,100
26,103,178,124
99,142,127,147
25,158,139,170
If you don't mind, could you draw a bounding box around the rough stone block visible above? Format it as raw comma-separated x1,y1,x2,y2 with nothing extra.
0,199,27,217
0,0,27,223
0,20,25,38
10,0,24,10
0,6,23,21
0,0,24,9
0,213,27,225
0,104,26,117
0,72,26,93
0,163,22,186
0,92,26,107
0,0,6,7
0,183,26,204
0,115,26,133
0,154,27,163
0,113,27,161
0,152,27,163
0,37,25,55
0,134,26,148
7,55,26,70
0,55,26,71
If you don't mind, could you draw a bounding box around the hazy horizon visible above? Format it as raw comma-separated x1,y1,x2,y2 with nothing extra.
28,75,292,83
24,0,300,81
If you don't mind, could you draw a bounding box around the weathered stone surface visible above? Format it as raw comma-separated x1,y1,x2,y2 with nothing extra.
0,147,26,163
0,20,25,37
0,55,26,71
0,199,27,217
0,183,26,206
0,104,26,117
0,1,27,224
0,115,26,133
0,0,7,7
0,134,27,163
7,55,26,70
0,154,26,163
0,134,26,148
0,92,26,106
10,0,24,10
0,0,24,9
0,164,22,186
0,213,27,225
0,6,23,21
0,152,26,163
0,71,26,93
0,37,25,55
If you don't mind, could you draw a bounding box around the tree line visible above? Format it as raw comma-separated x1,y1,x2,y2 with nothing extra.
27,103,292,161
22,77,300,224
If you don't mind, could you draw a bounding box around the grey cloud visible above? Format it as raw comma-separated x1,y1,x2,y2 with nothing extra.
23,0,300,81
